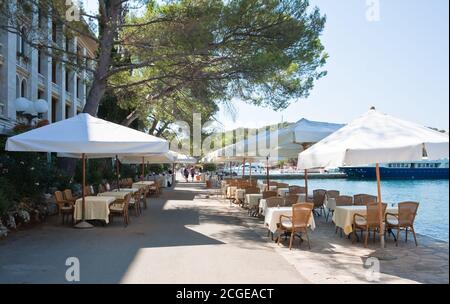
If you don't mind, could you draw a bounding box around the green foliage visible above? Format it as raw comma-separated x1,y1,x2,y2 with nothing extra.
202,163,217,172
148,164,164,174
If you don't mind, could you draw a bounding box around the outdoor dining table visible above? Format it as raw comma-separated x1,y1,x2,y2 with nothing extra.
245,193,263,208
259,194,307,216
112,188,139,193
277,188,289,197
97,191,130,199
226,186,237,199
257,183,277,192
235,189,246,202
132,181,155,189
332,205,398,235
264,206,316,234
74,196,116,224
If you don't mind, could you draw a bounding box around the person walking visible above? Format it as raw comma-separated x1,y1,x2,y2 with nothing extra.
183,167,189,182
190,167,196,182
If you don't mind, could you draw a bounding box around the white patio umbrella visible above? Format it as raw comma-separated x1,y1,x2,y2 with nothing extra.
297,107,449,249
6,113,169,228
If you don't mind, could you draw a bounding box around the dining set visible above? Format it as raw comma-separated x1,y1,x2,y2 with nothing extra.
221,178,420,250
53,179,158,227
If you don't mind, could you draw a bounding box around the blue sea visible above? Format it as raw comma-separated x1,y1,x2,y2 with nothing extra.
275,178,449,242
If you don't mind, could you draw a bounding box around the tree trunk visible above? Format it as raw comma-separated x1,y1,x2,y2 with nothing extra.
83,0,122,115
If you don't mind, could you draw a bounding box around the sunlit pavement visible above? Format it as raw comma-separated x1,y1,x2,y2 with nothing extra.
0,181,448,283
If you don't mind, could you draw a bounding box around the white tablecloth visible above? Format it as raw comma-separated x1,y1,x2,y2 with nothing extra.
333,205,398,235
264,207,316,233
235,189,246,201
74,196,116,224
257,184,277,192
226,186,237,199
259,194,307,215
245,193,263,207
113,188,139,193
132,181,155,189
98,191,129,199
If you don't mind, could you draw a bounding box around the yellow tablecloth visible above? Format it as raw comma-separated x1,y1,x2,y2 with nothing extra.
74,196,116,223
333,205,398,235
264,207,316,233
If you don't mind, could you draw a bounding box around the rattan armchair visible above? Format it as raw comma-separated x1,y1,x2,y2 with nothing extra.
353,194,377,206
262,190,277,199
54,190,74,225
276,182,289,189
129,189,142,216
277,203,314,250
386,201,419,246
109,193,131,227
310,189,327,216
288,185,306,195
284,195,299,207
326,190,340,200
63,189,78,204
352,202,387,247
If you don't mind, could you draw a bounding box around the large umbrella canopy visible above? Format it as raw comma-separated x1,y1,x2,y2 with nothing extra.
297,109,449,170
6,113,168,154
6,113,169,228
173,152,197,164
296,108,449,250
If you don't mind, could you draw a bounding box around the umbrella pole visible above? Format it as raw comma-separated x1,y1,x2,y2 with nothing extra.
266,156,270,191
116,155,120,191
304,169,308,199
74,153,93,229
249,160,252,182
141,157,145,181
172,163,176,186
376,163,384,248
242,158,245,177
369,163,396,260
229,161,232,176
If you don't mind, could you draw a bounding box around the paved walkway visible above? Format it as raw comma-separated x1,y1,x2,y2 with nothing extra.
0,182,448,283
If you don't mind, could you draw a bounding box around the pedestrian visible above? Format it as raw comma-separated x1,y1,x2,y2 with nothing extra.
183,167,189,182
190,167,195,182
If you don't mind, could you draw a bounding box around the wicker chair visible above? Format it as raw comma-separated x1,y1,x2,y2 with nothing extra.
276,182,289,189
278,203,314,250
326,190,340,200
353,194,377,206
129,189,142,216
336,195,353,206
97,184,106,194
54,191,74,225
63,189,78,204
386,201,419,246
266,197,284,208
284,195,299,207
288,185,306,195
310,189,327,216
109,193,131,227
262,190,277,199
352,202,387,247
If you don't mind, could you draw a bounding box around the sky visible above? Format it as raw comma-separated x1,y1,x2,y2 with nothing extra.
81,0,449,131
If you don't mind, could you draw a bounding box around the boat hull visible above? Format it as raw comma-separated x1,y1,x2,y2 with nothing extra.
340,167,449,180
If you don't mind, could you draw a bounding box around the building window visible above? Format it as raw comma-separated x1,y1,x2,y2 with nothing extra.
65,104,71,119
21,79,27,98
51,97,58,122
38,90,44,99
52,19,57,43
51,58,57,84
37,48,42,74
65,70,70,92
17,27,26,55
76,77,80,98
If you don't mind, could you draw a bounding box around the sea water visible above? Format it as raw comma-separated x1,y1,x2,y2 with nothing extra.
275,178,449,242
